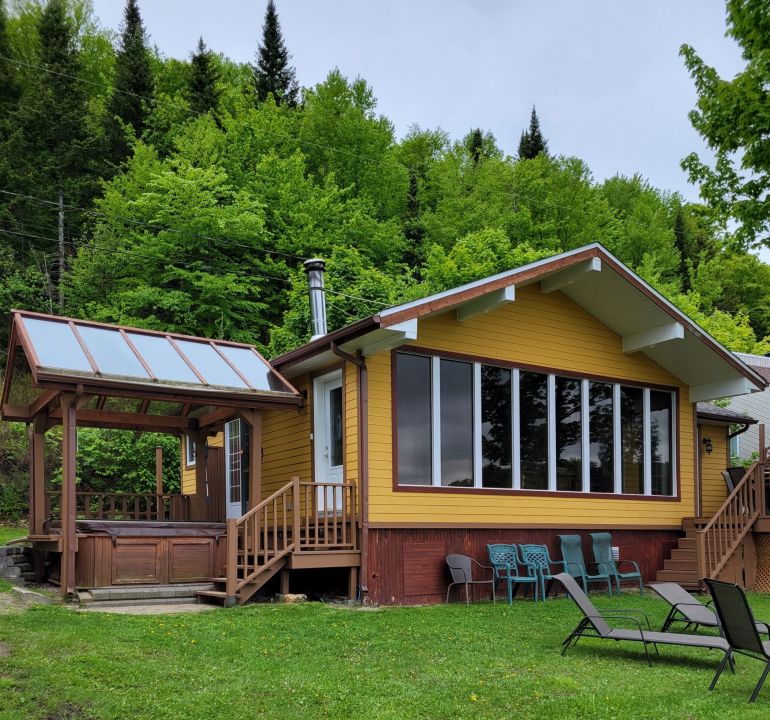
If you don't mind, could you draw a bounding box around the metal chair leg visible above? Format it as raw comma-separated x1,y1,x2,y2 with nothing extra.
710,650,732,691
749,662,770,703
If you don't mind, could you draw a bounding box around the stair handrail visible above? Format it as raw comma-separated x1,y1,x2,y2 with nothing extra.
695,460,763,581
225,477,299,602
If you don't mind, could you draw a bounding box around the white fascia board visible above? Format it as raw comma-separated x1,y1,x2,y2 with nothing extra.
689,377,756,403
456,285,515,322
361,319,418,357
540,257,602,294
622,322,684,353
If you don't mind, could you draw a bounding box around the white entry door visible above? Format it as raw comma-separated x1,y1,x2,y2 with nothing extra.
224,419,244,519
313,371,344,513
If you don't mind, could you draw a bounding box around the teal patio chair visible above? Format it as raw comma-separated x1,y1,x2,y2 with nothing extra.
590,532,643,595
487,544,539,603
519,543,572,601
558,534,612,596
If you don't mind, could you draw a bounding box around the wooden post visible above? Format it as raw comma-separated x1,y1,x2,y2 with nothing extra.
29,420,47,536
155,446,163,495
759,424,767,517
348,567,358,602
280,569,290,595
225,517,237,605
291,476,301,552
60,395,77,597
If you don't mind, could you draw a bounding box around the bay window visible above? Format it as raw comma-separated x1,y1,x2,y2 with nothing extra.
394,351,676,496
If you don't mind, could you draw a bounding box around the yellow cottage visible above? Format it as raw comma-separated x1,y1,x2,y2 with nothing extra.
180,244,768,604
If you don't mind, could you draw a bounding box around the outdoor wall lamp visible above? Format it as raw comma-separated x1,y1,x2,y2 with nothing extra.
702,437,713,455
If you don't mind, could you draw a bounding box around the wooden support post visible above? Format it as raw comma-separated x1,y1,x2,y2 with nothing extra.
760,424,767,516
226,517,237,605
280,569,290,595
292,476,301,552
60,394,77,598
29,421,47,536
348,567,358,602
155,446,163,496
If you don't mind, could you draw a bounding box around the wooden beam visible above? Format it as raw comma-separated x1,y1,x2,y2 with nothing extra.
60,394,77,597
198,407,237,429
48,408,193,432
456,286,515,322
622,322,684,353
1,403,31,422
540,257,601,293
689,377,755,403
361,319,418,357
28,426,46,536
29,390,60,418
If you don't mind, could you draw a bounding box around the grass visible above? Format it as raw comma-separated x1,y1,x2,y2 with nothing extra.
0,524,27,546
2,592,770,719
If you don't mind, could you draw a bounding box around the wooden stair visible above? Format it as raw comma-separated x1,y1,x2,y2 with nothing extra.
655,523,701,590
197,557,287,606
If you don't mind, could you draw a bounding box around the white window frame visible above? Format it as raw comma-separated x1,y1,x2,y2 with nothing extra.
394,352,677,497
185,435,196,468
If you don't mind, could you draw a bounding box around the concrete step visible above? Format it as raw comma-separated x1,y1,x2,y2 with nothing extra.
80,583,215,604
0,566,21,578
80,597,201,609
0,545,26,557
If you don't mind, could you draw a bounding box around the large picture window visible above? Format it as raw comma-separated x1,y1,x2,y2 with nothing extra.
394,351,676,497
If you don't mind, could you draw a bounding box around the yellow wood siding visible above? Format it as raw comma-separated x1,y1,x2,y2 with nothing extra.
699,423,730,517
367,284,695,528
181,433,223,495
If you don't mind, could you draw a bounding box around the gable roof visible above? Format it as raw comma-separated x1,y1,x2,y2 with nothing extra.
272,244,765,403
697,402,758,425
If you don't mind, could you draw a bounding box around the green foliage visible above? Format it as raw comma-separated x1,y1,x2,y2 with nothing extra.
70,429,180,493
681,0,770,247
252,0,298,107
104,0,153,165
518,105,548,159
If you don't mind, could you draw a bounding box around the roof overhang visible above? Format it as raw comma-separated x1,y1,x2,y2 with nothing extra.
271,244,766,403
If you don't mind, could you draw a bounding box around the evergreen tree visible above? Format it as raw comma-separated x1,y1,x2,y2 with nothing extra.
0,0,20,113
468,128,483,165
673,206,690,291
105,0,153,164
5,0,102,306
252,0,298,106
518,106,548,160
188,37,220,116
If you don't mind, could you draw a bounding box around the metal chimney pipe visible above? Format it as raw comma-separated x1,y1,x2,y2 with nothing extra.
304,258,328,340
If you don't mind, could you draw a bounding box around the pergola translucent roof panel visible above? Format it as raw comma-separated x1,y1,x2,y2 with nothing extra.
17,313,297,396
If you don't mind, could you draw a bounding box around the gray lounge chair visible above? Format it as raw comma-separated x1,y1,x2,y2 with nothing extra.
556,573,729,666
706,578,770,703
651,581,770,635
445,554,496,605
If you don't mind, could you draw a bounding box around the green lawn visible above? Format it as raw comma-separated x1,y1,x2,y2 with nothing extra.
0,524,27,546
1,592,769,720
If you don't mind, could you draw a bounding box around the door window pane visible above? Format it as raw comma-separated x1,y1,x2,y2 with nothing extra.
520,371,548,490
396,354,432,485
440,359,474,487
620,386,644,494
556,377,582,491
588,383,614,492
481,366,512,488
227,420,242,504
329,386,343,467
651,391,673,496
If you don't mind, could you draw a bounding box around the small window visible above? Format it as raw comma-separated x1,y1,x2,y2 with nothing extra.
185,435,196,468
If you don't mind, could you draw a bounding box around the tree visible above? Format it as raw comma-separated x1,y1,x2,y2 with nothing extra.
105,0,153,164
518,105,548,160
681,0,770,247
468,128,483,165
0,0,20,113
673,206,691,290
188,36,220,116
252,0,298,106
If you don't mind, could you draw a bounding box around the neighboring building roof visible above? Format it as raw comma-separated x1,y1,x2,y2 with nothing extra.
271,243,766,403
696,402,758,425
735,352,770,383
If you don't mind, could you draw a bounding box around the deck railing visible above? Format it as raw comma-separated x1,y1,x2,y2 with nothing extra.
47,491,187,522
696,461,764,581
225,477,358,602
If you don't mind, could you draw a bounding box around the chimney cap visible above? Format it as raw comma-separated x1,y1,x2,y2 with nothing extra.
304,258,326,273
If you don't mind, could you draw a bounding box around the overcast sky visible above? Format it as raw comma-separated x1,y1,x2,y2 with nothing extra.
91,0,742,204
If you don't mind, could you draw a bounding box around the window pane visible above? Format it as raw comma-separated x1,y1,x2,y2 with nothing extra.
556,377,582,491
175,340,248,389
126,333,201,385
481,366,512,488
440,359,474,487
77,325,150,379
396,354,432,485
651,391,673,496
227,420,241,504
218,345,292,393
589,383,614,493
329,386,343,467
520,371,548,490
186,436,196,467
22,318,92,373
621,386,644,494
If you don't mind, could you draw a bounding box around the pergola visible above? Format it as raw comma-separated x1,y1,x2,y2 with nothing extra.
1,310,302,596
